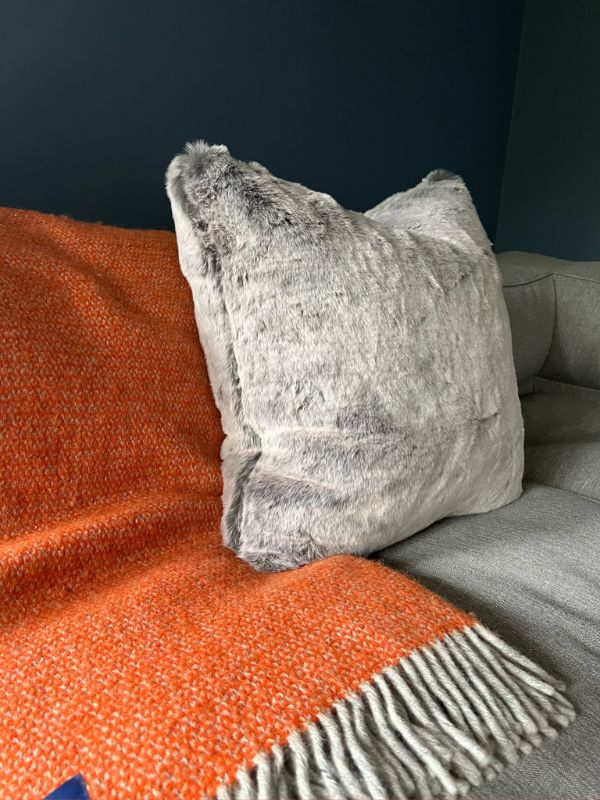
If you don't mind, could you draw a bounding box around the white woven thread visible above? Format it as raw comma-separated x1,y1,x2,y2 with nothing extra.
211,624,574,799
348,693,413,800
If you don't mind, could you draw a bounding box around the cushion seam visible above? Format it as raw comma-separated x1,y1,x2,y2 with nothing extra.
172,172,262,551
531,376,600,399
503,272,600,289
524,479,600,507
502,273,554,289
537,274,559,380
205,232,262,551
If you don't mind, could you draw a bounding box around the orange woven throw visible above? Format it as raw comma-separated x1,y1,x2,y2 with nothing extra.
0,208,573,800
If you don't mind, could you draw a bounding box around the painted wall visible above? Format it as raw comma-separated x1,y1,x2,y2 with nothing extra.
497,0,600,259
1,0,523,235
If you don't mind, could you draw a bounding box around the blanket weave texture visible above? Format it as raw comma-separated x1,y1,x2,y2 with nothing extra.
0,208,573,800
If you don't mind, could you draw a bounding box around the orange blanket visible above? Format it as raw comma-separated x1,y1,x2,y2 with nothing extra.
0,208,573,800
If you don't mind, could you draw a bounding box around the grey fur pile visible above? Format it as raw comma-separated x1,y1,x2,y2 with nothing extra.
166,142,523,571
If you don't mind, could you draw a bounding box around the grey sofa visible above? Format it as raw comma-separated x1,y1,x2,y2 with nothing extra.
381,252,600,798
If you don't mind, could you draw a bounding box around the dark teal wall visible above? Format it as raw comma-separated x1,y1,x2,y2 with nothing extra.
1,1,523,235
497,0,600,259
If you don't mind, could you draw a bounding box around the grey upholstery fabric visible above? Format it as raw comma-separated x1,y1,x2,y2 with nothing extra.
522,382,600,501
533,376,600,402
498,250,600,283
379,253,600,796
379,482,600,798
167,142,523,571
500,273,554,392
498,251,600,391
544,273,600,390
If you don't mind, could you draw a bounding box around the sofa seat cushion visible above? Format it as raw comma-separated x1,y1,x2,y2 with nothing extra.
522,382,600,501
378,481,600,798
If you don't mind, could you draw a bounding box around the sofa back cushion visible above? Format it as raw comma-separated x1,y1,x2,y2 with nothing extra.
499,257,556,392
498,252,600,392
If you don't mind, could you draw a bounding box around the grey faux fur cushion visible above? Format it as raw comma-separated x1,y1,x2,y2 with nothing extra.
166,142,524,571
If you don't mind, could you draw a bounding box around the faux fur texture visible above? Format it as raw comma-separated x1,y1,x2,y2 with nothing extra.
166,142,524,571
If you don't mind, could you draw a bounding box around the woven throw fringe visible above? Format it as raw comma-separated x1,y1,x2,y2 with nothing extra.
214,624,574,800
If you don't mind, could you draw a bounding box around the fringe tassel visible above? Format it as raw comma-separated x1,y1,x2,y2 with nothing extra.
214,624,574,800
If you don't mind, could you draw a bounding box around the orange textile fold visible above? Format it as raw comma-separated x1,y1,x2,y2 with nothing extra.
0,209,573,800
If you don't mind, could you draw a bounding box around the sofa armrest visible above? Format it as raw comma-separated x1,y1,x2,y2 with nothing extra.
497,251,600,392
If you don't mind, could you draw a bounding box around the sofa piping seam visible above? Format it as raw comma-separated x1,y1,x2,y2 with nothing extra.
502,274,554,289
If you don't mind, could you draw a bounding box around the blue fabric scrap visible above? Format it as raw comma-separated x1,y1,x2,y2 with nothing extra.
43,774,91,800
